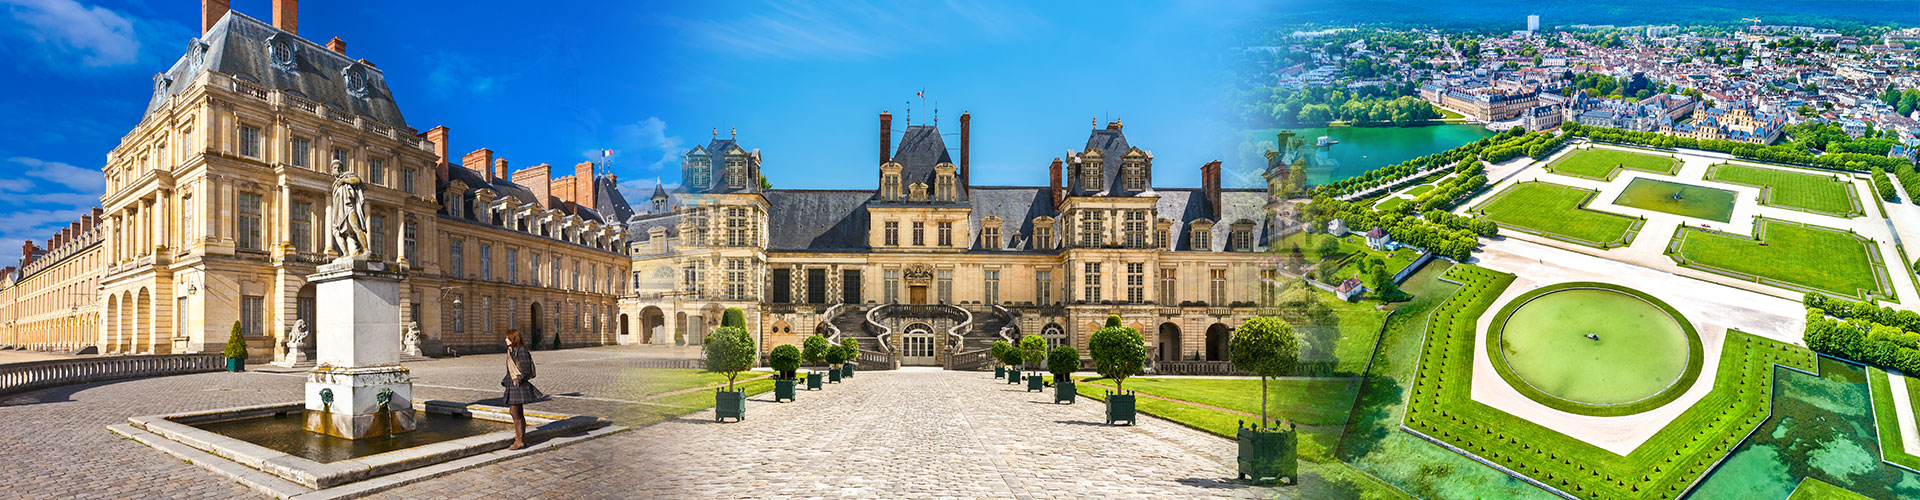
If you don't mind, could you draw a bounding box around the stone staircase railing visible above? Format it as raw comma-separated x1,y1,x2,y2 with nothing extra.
866,304,895,354
0,353,225,398
819,303,850,343
944,304,973,352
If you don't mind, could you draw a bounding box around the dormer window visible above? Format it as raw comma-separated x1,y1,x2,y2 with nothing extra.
726,166,746,188
908,183,929,202
981,217,1003,250
686,158,711,188
1190,220,1214,251
936,172,956,202
1231,220,1256,252
882,173,902,201
1121,161,1145,191
1033,217,1055,250
1081,162,1102,191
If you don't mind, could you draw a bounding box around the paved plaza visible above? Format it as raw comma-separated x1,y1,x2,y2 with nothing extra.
1,347,1297,499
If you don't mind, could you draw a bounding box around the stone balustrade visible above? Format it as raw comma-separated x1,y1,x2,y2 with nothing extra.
0,353,224,398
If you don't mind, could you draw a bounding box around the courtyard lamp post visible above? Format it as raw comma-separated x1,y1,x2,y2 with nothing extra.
1228,316,1301,485
1088,315,1145,426
1020,334,1048,393
802,334,829,390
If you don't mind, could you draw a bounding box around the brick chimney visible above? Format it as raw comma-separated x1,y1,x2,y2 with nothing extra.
326,37,346,55
202,0,229,34
959,111,970,189
575,161,597,214
81,213,93,231
463,148,494,183
21,240,36,265
494,158,509,182
1048,158,1064,211
513,164,553,209
423,126,450,183
1201,160,1222,221
272,0,297,34
879,111,893,166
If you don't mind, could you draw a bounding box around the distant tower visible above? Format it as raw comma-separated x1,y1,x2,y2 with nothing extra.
1527,15,1540,32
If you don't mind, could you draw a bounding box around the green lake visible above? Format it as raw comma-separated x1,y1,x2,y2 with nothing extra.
1243,124,1499,185
1684,358,1920,500
1612,178,1738,223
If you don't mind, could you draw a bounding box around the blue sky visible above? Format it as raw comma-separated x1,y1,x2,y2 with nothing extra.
0,0,1263,249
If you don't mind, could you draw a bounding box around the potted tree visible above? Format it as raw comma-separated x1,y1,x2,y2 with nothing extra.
1088,315,1145,426
1019,334,1048,392
769,344,801,403
802,334,829,390
825,344,847,383
1048,345,1080,404
998,343,1025,385
990,340,1012,379
704,325,755,423
840,337,860,378
1229,316,1302,484
223,321,247,372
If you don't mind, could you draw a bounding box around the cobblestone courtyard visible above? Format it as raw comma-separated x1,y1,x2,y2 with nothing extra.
1,347,1289,499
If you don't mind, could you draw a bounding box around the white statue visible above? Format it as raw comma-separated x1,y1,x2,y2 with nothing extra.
277,319,311,367
402,321,423,357
325,159,370,260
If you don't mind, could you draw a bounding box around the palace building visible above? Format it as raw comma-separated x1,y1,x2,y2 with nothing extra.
0,3,630,359
621,114,1281,368
0,1,1285,370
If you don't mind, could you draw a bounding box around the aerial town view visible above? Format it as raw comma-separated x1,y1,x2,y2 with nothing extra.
0,1,1915,499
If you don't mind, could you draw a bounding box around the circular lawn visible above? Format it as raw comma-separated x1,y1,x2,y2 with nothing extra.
1487,282,1703,416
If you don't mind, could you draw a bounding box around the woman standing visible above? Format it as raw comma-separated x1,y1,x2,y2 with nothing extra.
501,329,545,450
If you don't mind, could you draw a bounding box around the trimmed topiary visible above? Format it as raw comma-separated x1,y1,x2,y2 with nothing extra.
991,339,1015,371
1229,316,1302,428
223,321,248,360
769,344,802,379
802,334,830,372
703,326,756,391
1018,334,1048,375
722,307,747,329
1047,345,1080,381
1088,315,1146,391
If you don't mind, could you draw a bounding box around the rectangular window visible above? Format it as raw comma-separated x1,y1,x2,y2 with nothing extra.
726,207,748,246
1210,269,1228,306
937,221,952,247
937,270,952,304
1260,269,1278,307
479,245,492,281
290,201,311,252
241,296,264,336
1036,270,1052,305
181,195,195,245
297,297,314,327
1083,263,1102,303
239,125,261,158
807,268,828,304
573,261,581,290
332,148,349,169
912,222,924,246
1193,226,1212,251
236,192,262,250
402,168,416,194
369,215,386,261
1124,211,1147,249
1035,225,1052,250
725,259,748,301
531,253,541,286
483,297,493,332
884,221,898,246
404,222,417,263
507,249,519,283
1126,263,1145,304
1159,268,1177,305
984,270,1000,305
370,158,386,186
552,257,561,288
842,269,861,304
983,226,1001,250
1233,230,1252,252
772,268,792,303
290,137,311,168
1080,211,1104,248
884,270,900,304
449,240,464,277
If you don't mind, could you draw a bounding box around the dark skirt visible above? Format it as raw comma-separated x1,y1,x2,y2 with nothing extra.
502,377,546,405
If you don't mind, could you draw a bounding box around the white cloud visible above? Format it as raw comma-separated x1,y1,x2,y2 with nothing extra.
0,207,90,247
0,0,140,67
11,156,103,192
0,177,32,192
610,117,684,174
426,52,504,98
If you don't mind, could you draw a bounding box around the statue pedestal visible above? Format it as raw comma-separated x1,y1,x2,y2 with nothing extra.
274,347,308,368
303,258,415,439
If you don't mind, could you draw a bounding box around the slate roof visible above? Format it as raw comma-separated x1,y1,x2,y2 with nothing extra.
146,11,407,129
966,187,1055,251
1071,127,1150,196
763,190,874,251
683,138,761,194
889,125,966,201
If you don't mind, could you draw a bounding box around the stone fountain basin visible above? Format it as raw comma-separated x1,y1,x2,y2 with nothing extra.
119,400,606,490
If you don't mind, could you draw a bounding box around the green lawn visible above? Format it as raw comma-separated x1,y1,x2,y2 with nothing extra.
1376,196,1412,212
1707,163,1861,217
1867,368,1920,471
1332,246,1420,285
1788,478,1873,500
1471,181,1641,248
1074,376,1359,426
1672,218,1887,300
1544,147,1681,180
1401,264,1820,500
599,376,778,427
1405,184,1435,197
1436,107,1466,119
1275,231,1372,263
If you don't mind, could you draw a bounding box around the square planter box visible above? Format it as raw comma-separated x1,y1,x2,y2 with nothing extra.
1105,391,1136,425
807,372,823,390
1054,381,1076,404
995,366,1006,378
843,364,855,378
1026,374,1044,392
226,357,245,372
774,379,796,403
715,390,746,423
828,368,843,383
1236,423,1298,484
1008,371,1022,384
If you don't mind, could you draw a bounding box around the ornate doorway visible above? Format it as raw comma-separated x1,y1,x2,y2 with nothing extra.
909,286,928,305
901,322,937,365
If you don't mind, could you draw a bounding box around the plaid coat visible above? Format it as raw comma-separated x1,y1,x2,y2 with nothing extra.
501,347,546,405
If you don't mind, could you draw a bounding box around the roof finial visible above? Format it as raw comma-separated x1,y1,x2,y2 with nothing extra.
1092,116,1097,128
712,127,717,138
934,102,939,126
731,127,736,139
905,100,911,126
